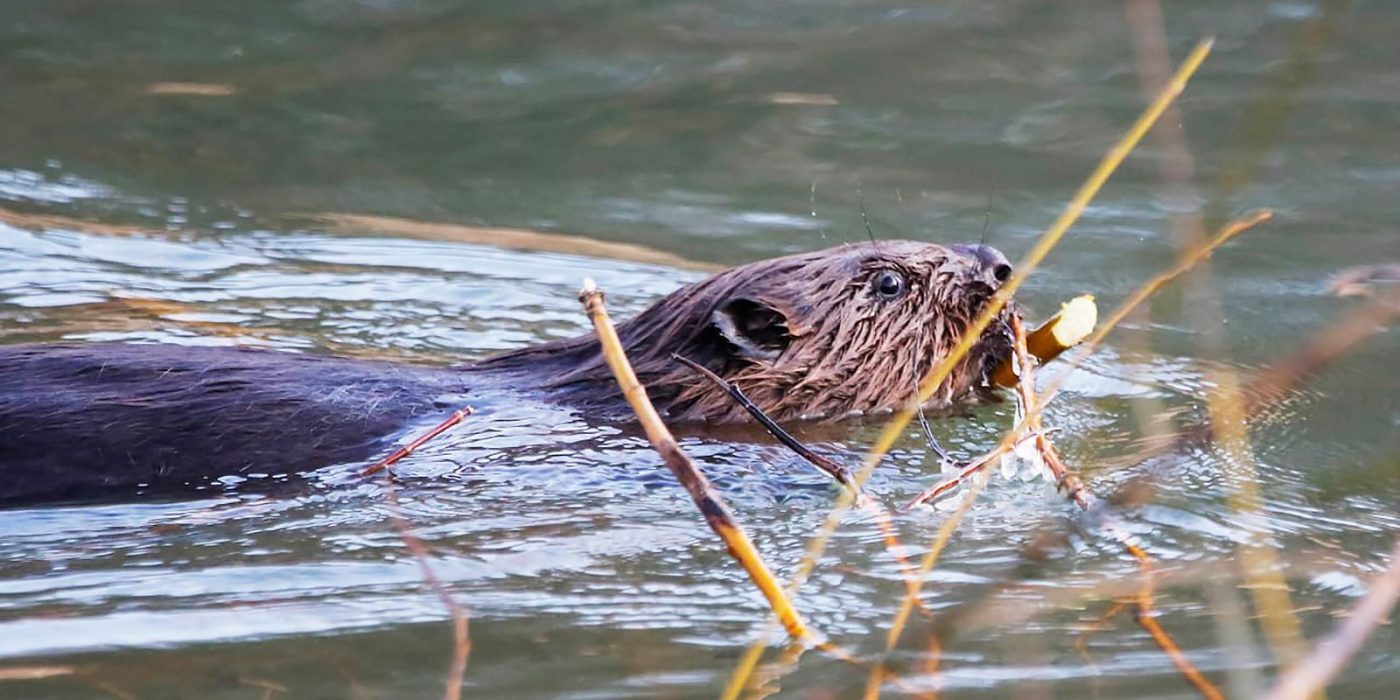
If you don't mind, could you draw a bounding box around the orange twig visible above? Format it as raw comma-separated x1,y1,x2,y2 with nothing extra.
1009,315,1222,700
578,279,811,642
1074,599,1131,659
362,407,474,476
1122,539,1224,700
357,402,475,697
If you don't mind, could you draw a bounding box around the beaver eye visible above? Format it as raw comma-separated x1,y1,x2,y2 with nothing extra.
873,270,906,300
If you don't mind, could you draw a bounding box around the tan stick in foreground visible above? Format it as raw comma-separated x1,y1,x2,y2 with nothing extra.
1261,539,1400,700
577,278,812,643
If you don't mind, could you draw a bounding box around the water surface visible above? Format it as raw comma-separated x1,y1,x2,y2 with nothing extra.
1,1,1397,698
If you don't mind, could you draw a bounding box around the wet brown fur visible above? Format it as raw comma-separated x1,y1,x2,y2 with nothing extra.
474,240,1017,423
0,240,1017,503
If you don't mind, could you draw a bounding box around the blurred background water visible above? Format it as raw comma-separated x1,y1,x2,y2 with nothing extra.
0,1,1396,698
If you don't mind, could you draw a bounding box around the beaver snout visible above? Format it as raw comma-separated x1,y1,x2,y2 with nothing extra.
952,244,1013,290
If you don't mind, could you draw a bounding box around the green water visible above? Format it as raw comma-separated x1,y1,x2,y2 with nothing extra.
0,1,1396,698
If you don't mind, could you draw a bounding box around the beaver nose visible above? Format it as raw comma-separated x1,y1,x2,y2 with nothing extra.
953,244,1013,287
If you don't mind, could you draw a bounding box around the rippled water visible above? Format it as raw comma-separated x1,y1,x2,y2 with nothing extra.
1,1,1397,698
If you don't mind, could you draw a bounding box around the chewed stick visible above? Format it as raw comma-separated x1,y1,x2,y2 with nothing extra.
991,295,1098,388
578,279,813,642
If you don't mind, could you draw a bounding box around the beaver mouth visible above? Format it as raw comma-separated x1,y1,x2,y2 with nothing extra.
960,292,1020,392
979,310,1018,379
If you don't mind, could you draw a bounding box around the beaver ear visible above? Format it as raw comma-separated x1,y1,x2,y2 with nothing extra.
712,298,792,362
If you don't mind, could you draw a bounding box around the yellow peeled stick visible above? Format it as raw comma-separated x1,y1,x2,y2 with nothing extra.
992,295,1098,388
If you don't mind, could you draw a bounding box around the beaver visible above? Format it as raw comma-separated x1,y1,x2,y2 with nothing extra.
0,240,1016,504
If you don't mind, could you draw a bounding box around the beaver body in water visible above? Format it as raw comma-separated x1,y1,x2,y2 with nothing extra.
0,241,1015,504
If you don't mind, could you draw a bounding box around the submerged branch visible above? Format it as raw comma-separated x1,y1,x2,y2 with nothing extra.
382,477,472,700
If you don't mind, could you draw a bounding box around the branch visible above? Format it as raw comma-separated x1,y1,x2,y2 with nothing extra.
578,279,812,642
1262,540,1400,700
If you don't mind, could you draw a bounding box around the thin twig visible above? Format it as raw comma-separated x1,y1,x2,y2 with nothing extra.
1243,291,1400,418
1121,537,1224,700
913,327,952,462
361,405,476,699
1011,316,1221,700
671,354,860,495
902,436,1035,509
1074,599,1131,660
913,401,951,463
362,407,474,476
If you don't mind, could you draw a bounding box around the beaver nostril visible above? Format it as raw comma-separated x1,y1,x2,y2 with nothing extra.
993,263,1012,283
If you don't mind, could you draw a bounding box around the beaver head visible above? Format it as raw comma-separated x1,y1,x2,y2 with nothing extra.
473,241,1018,422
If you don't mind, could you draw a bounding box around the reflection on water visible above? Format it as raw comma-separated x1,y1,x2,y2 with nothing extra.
1,1,1398,698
